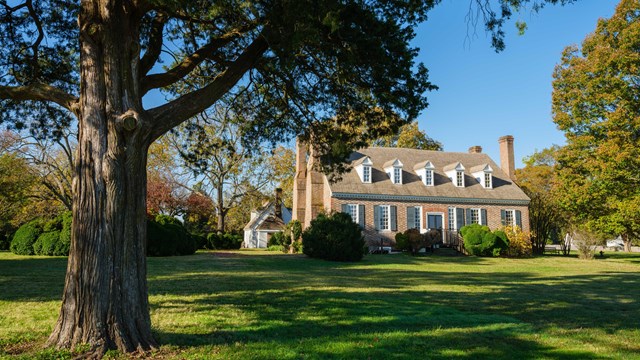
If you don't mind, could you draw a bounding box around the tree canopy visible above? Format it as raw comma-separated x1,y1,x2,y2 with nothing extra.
552,0,640,251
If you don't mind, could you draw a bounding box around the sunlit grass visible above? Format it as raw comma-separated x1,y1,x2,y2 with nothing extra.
1,250,639,359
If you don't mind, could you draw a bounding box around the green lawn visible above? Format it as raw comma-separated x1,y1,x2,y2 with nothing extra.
1,250,639,359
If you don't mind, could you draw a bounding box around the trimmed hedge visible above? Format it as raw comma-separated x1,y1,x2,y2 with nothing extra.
302,212,365,262
147,216,197,257
34,230,62,256
207,232,242,250
461,224,509,257
10,221,43,255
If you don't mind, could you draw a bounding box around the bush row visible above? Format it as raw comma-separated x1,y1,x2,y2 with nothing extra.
10,212,72,256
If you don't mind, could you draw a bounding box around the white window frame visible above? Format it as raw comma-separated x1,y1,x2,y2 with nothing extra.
504,209,516,226
470,208,481,225
484,172,492,189
425,169,433,186
362,165,371,183
393,167,402,184
456,170,464,187
346,204,359,223
448,207,456,230
413,206,422,231
379,205,390,231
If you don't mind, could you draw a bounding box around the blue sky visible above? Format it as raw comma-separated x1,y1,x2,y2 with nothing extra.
413,0,619,167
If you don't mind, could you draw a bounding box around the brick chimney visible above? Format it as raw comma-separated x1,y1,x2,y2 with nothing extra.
498,135,515,180
292,138,307,224
468,146,482,154
274,188,283,219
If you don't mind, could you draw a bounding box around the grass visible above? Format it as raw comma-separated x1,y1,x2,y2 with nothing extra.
1,250,639,359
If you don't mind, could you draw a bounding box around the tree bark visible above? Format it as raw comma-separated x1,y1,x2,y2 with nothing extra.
47,1,156,356
622,233,632,253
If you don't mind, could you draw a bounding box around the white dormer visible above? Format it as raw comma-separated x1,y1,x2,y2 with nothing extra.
355,156,373,183
471,164,493,189
414,160,435,186
383,158,403,184
444,162,465,188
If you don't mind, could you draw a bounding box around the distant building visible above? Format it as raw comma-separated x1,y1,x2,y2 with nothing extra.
293,136,530,250
243,189,292,248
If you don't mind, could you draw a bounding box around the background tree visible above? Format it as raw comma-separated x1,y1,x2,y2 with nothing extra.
552,0,640,252
373,121,443,150
176,104,271,232
267,145,296,208
515,146,566,254
0,0,574,355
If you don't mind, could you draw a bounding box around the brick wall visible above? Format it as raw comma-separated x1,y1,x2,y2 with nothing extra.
331,197,529,248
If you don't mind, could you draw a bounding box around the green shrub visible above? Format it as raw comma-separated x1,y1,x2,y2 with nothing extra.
55,212,72,256
191,233,207,250
10,220,43,255
147,219,178,256
155,214,183,226
268,231,286,247
461,224,508,257
34,231,62,256
395,232,409,251
302,212,365,262
207,232,242,250
266,245,285,252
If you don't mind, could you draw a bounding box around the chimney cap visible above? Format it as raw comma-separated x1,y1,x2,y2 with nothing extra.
499,135,514,142
468,146,482,154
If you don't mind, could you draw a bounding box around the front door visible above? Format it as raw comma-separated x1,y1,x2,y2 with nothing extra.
427,214,443,243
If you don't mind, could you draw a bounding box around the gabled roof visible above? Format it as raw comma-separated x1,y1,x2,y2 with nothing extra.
443,161,464,172
354,156,373,166
328,147,529,202
470,164,493,173
382,158,403,168
414,160,435,170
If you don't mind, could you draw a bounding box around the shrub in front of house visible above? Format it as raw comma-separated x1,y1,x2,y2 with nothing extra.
395,232,409,251
10,220,44,255
302,212,365,262
268,231,286,247
502,226,532,257
461,224,508,257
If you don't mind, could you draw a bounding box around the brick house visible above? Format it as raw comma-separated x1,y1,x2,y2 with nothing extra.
293,136,530,250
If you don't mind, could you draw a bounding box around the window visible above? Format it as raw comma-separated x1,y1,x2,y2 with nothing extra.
484,172,492,188
448,207,456,230
425,170,433,186
413,207,421,230
470,208,480,224
393,167,401,184
456,171,464,187
347,204,358,223
363,165,371,183
379,205,390,230
504,210,515,226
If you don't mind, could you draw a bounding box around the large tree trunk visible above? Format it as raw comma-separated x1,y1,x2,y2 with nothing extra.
47,1,156,356
622,233,632,253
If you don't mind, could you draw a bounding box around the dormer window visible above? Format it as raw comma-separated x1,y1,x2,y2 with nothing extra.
383,158,403,185
414,161,435,187
444,162,465,188
471,164,493,189
355,156,373,183
363,165,371,183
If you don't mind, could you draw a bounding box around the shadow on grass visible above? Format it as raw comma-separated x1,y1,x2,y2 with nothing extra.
145,253,639,358
0,256,67,301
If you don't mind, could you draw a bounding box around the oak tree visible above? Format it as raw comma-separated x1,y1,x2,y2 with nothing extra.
552,0,640,252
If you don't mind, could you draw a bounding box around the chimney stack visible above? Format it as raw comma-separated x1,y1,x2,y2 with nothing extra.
468,146,482,154
498,135,515,180
275,188,283,218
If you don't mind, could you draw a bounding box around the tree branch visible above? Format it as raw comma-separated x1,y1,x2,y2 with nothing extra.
139,11,167,77
147,31,269,141
141,25,255,95
0,84,79,114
